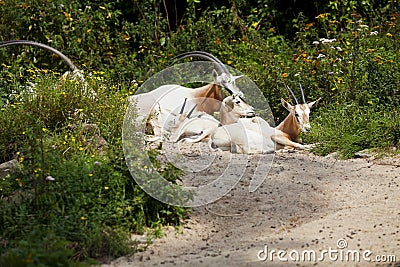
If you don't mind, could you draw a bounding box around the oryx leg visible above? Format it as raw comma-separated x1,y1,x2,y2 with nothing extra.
271,134,310,150
178,128,214,143
208,138,225,152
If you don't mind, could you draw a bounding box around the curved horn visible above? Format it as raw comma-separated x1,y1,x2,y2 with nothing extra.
186,104,197,119
299,83,306,104
0,40,78,71
179,98,187,115
285,84,298,105
170,51,230,74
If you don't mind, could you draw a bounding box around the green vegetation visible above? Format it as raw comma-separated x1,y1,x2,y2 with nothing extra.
1,0,399,265
0,74,186,266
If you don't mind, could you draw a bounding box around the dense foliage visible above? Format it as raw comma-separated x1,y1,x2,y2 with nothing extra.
0,0,399,265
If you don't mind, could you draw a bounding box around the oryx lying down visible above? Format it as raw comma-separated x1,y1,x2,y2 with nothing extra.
170,93,254,142
0,40,91,96
0,40,85,82
177,100,276,153
130,51,253,139
176,84,320,154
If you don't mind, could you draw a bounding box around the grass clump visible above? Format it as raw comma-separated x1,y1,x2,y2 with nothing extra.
306,103,400,159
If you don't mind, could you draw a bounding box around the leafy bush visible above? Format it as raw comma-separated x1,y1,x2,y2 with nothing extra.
0,74,187,265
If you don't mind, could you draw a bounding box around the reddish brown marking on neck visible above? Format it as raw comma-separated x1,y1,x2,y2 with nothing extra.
276,112,300,141
193,83,223,114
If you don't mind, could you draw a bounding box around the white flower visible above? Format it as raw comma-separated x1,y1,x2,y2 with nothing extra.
370,31,378,35
94,161,101,166
317,54,326,59
312,41,320,45
294,72,300,77
320,38,337,44
336,46,343,52
46,176,55,181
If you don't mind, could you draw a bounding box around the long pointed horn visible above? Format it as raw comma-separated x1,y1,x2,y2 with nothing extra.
285,85,298,104
187,104,197,119
0,40,78,71
299,83,306,104
172,51,226,68
179,98,187,115
170,51,229,74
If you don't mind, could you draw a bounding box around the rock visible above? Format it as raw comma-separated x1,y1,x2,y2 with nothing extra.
0,159,19,178
354,149,375,159
325,152,339,159
131,234,148,244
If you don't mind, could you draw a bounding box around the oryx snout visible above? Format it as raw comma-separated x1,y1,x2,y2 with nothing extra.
301,123,312,132
243,106,255,117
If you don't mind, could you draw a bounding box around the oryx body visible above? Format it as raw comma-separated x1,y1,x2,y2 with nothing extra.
171,94,254,142
0,40,90,96
182,84,320,154
131,51,253,139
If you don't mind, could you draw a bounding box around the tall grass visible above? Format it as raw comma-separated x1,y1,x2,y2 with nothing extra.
306,103,400,158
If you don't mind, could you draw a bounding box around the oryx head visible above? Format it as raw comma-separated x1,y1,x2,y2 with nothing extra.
282,84,320,132
212,70,244,96
223,93,255,118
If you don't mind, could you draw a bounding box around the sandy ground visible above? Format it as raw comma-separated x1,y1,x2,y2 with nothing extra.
102,146,400,267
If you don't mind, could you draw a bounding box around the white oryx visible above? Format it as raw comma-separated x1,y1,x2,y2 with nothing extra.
0,40,85,82
273,84,320,149
0,40,90,96
177,84,320,154
129,51,254,139
170,93,254,142
174,96,275,154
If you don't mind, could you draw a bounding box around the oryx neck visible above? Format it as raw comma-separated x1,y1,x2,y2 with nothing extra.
193,83,223,114
276,112,300,141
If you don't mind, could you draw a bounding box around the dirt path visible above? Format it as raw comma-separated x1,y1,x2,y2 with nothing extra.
102,151,400,267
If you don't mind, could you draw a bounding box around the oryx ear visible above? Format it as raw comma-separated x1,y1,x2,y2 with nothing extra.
223,97,234,110
308,97,321,109
281,98,293,111
212,69,218,83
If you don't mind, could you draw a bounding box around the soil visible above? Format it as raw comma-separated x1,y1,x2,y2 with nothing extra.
101,148,400,267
